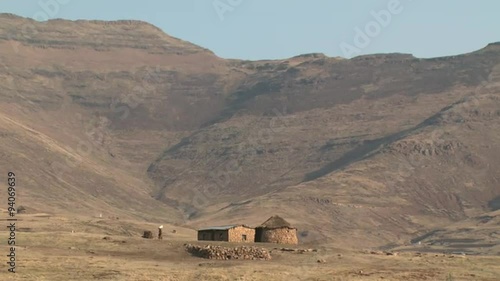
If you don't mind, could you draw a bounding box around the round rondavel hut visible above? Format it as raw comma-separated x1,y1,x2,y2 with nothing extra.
254,215,298,244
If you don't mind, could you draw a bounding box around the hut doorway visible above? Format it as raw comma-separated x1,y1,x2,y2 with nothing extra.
254,227,263,242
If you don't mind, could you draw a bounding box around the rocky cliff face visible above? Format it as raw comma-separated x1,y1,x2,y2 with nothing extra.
1,13,499,248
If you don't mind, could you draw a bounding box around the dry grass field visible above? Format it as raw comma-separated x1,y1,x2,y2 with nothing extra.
0,213,498,281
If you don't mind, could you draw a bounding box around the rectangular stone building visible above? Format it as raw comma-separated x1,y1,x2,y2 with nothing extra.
197,225,255,243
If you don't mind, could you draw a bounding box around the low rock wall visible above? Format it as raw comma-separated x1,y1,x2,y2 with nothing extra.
185,244,271,260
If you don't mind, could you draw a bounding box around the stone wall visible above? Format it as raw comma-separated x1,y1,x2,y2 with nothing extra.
185,244,271,260
228,226,255,243
260,227,298,244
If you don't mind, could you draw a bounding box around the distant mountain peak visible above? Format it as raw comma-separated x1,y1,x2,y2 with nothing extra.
352,52,416,60
292,53,328,59
0,13,213,56
0,13,25,19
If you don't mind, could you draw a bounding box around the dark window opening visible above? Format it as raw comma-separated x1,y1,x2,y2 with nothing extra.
242,234,247,241
255,228,263,242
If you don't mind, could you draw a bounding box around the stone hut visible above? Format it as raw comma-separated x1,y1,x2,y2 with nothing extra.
197,225,255,243
254,216,298,244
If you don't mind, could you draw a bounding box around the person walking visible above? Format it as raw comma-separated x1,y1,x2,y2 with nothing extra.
158,225,163,240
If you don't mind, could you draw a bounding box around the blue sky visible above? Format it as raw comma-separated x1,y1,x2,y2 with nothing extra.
1,0,500,60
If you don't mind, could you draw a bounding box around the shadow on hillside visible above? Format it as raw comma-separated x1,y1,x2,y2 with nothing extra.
488,196,500,211
302,100,462,182
200,81,282,128
302,127,415,182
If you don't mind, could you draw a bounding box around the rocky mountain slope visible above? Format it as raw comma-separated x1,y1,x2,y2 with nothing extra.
0,13,499,249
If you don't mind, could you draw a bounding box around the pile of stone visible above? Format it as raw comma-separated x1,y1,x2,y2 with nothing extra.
368,250,398,256
185,244,271,260
274,247,318,253
142,231,153,239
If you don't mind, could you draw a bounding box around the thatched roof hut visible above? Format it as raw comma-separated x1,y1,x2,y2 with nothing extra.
255,215,298,244
259,215,293,229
